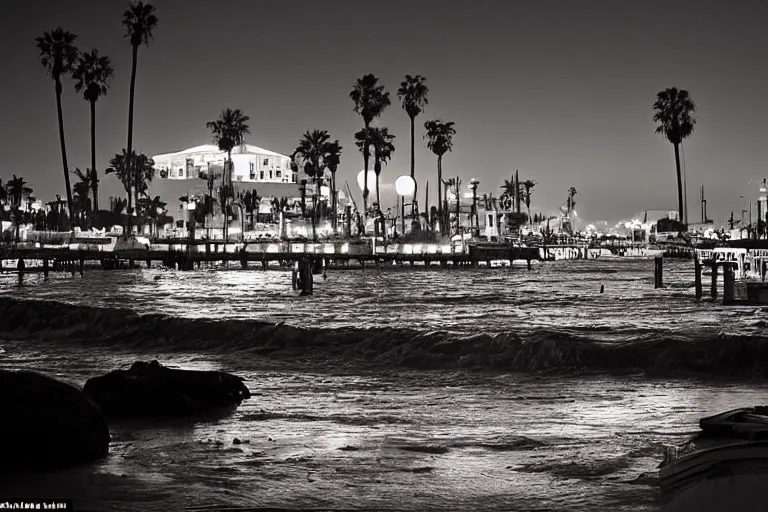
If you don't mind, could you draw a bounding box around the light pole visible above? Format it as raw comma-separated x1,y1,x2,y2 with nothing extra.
395,175,416,237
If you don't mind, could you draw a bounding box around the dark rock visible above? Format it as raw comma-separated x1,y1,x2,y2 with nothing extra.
233,438,242,445
82,360,252,418
0,370,110,472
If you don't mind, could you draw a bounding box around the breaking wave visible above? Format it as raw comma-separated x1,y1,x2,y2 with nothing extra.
2,296,768,379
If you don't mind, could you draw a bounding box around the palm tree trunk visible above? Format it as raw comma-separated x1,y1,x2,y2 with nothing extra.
89,99,98,217
410,115,417,217
54,77,74,227
126,44,139,235
362,122,370,231
436,155,443,235
331,171,337,233
674,143,684,224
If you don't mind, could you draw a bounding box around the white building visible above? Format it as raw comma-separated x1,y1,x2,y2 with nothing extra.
151,144,296,185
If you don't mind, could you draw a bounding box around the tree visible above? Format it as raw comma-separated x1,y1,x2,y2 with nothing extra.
137,195,166,235
350,74,390,221
652,87,696,223
397,75,428,203
106,150,155,230
356,127,395,228
520,180,536,221
123,1,158,229
567,187,577,213
424,120,456,235
6,175,33,240
71,167,96,227
72,49,113,212
324,140,342,232
292,129,333,240
206,108,250,241
35,28,79,224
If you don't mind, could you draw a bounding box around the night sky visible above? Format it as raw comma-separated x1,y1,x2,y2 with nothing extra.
2,0,766,225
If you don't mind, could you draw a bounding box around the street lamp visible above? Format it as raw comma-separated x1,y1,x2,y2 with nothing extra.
395,175,415,236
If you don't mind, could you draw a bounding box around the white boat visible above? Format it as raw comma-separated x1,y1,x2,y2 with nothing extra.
660,407,768,511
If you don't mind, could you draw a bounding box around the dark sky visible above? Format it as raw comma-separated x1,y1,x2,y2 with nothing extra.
2,0,767,225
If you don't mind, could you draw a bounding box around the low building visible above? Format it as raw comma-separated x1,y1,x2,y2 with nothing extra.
152,144,297,185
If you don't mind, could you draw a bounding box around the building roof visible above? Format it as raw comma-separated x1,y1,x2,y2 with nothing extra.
152,143,290,160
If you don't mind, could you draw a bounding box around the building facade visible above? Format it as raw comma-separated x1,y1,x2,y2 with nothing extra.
151,144,297,185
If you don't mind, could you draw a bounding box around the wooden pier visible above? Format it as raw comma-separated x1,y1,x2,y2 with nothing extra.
1,240,541,273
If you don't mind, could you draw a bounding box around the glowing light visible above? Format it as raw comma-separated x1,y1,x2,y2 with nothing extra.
356,170,378,197
394,175,416,197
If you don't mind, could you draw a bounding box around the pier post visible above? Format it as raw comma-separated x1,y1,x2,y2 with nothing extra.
694,258,702,299
79,256,84,277
17,258,25,286
711,262,719,299
723,263,735,304
762,259,767,282
527,258,532,271
43,258,49,280
654,256,663,289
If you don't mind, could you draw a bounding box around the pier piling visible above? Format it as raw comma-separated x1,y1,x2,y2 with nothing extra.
654,256,663,289
723,263,735,304
694,258,702,299
711,262,719,299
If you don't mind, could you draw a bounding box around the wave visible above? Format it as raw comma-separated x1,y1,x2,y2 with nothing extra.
2,297,768,379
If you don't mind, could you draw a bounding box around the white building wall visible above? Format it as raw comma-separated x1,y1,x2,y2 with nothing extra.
153,147,296,184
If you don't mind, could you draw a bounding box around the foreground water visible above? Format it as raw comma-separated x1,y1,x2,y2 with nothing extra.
1,259,767,511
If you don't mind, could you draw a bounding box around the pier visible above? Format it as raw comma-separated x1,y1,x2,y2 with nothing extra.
0,239,542,273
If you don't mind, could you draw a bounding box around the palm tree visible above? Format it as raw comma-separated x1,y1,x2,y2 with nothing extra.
292,129,333,240
72,49,113,213
567,187,577,214
206,108,250,241
500,178,516,210
397,75,428,202
107,151,135,212
324,140,342,232
520,179,536,222
424,120,456,235
652,87,696,223
7,175,33,240
122,0,158,227
270,196,290,237
357,127,395,230
137,195,166,236
106,150,155,231
35,28,79,223
350,74,391,219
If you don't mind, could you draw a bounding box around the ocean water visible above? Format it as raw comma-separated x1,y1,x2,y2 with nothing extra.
1,259,767,511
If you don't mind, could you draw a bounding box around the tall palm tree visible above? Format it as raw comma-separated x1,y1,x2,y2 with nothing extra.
206,108,250,241
350,74,390,219
72,49,113,212
397,75,428,202
652,87,696,223
424,120,456,235
132,152,156,201
35,28,79,223
123,0,158,226
292,129,332,240
323,140,342,232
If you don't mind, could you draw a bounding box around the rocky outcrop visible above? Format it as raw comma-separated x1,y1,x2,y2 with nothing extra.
83,360,252,418
0,370,110,472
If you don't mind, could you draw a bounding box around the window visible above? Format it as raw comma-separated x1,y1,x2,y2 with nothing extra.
249,162,256,180
178,168,184,177
263,158,269,166
291,173,297,183
276,170,282,178
259,170,264,180
269,170,273,180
